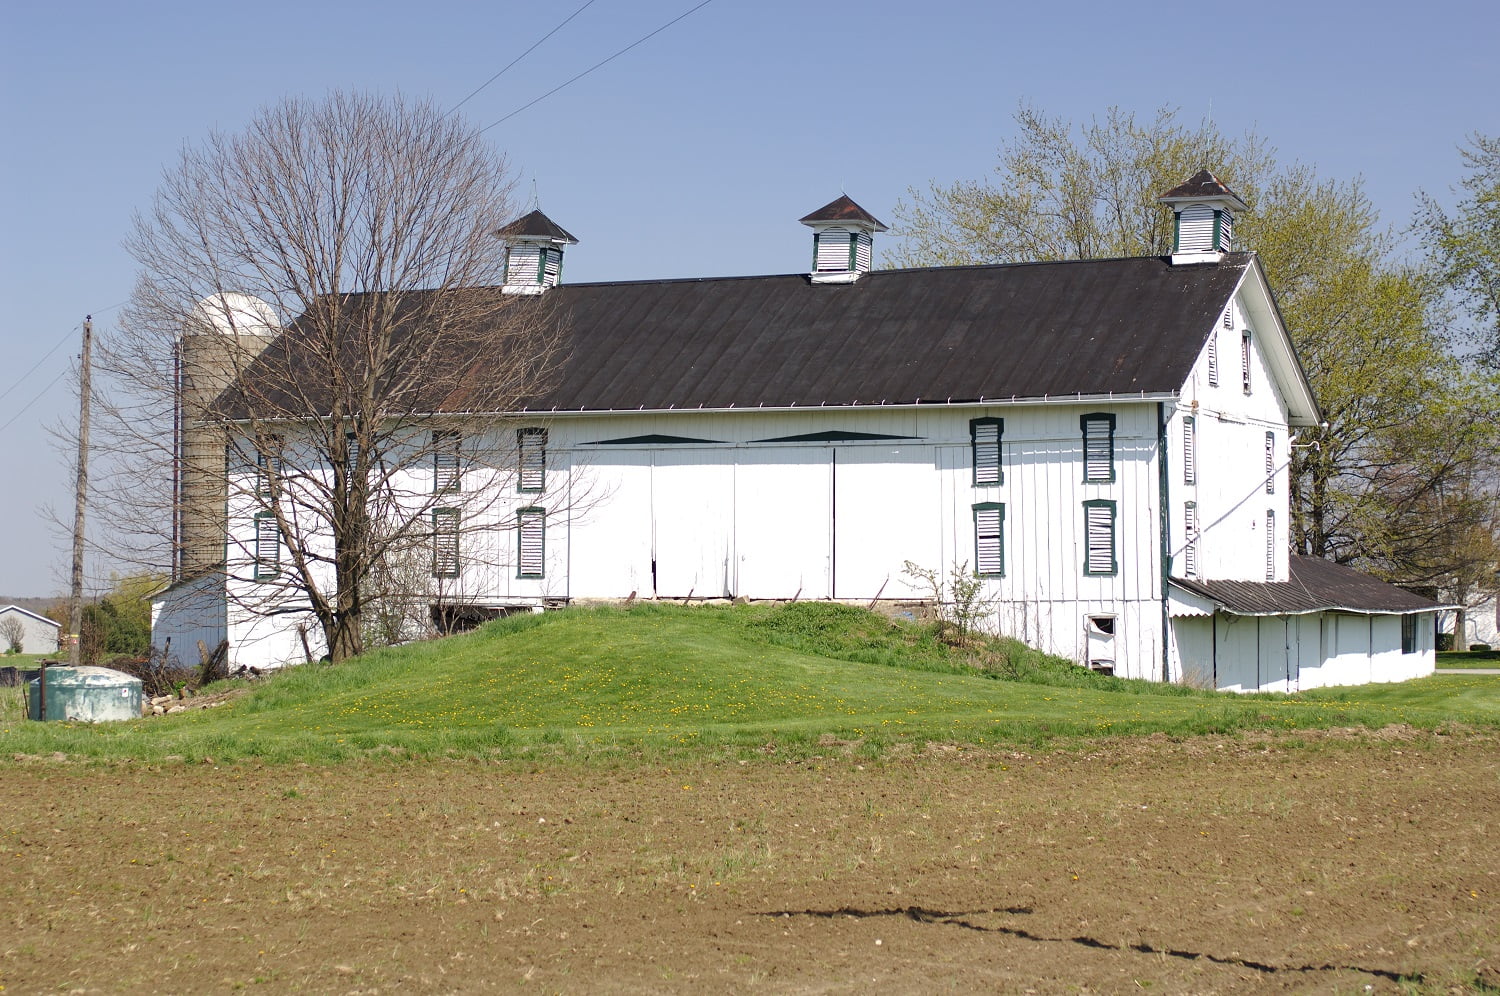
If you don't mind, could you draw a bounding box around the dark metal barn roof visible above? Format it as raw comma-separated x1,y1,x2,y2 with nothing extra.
221,254,1258,417
1172,557,1445,616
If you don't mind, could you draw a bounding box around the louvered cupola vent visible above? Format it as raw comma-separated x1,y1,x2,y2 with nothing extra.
1156,170,1248,266
495,209,579,295
799,195,887,284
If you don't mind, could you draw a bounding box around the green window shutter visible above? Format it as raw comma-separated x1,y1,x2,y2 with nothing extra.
1241,330,1253,394
517,507,546,579
973,502,1004,577
1265,509,1276,581
254,512,280,581
1212,210,1222,251
1183,501,1198,578
1081,414,1116,483
970,417,1003,486
432,508,460,579
1183,416,1196,486
433,431,460,493
1172,211,1182,253
1264,431,1275,493
518,427,547,492
1083,500,1117,576
256,435,282,497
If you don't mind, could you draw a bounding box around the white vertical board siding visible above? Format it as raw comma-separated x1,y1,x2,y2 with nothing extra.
832,445,943,598
1171,286,1296,584
970,403,1162,676
566,451,654,597
150,574,226,667
735,447,831,598
652,451,735,597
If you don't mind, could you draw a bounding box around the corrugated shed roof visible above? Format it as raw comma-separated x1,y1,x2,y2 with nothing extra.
1171,556,1444,616
220,254,1254,417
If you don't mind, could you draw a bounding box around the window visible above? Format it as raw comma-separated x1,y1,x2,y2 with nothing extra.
256,436,282,497
1083,500,1117,576
433,431,460,493
1183,416,1197,486
345,431,360,484
970,417,1003,486
1265,431,1275,494
1081,414,1115,483
253,512,280,581
519,427,547,492
973,503,1004,577
1241,329,1253,394
432,508,459,579
1207,330,1219,387
1401,614,1418,654
1183,501,1199,578
813,229,855,272
1265,509,1276,581
517,507,546,579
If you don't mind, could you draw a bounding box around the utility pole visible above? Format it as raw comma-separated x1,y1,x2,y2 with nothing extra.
66,316,92,669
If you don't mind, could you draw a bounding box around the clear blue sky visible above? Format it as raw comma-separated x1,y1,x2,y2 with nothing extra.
1,0,1495,597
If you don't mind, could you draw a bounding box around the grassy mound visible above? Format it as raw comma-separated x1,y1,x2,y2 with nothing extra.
1,602,1494,763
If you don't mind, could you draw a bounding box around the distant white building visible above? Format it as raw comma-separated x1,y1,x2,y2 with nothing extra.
0,604,60,655
156,173,1445,690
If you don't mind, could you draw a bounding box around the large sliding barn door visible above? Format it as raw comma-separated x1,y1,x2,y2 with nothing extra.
735,448,832,599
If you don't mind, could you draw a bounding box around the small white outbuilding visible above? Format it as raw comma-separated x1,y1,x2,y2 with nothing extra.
0,604,60,655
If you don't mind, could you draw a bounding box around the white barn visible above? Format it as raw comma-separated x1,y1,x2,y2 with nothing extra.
157,173,1444,690
0,604,60,655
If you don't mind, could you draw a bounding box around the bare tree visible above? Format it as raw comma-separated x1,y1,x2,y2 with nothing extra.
95,91,566,663
0,616,25,655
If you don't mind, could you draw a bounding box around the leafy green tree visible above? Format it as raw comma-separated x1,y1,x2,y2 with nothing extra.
79,573,163,663
890,103,1500,582
1416,134,1500,367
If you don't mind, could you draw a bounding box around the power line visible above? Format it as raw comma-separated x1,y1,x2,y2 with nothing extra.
0,328,75,405
448,0,601,116
0,367,70,433
0,300,125,406
479,0,718,134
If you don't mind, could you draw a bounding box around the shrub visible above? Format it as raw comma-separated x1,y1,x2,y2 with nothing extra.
1472,643,1493,653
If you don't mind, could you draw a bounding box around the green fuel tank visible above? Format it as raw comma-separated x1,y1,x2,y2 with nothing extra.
27,666,143,722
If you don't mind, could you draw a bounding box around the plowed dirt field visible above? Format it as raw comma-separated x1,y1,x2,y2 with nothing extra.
3,728,1497,993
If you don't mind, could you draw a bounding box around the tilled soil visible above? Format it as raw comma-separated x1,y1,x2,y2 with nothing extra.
2,728,1497,993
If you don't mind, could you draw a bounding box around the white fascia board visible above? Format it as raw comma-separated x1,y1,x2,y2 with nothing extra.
1231,258,1322,426
0,604,61,628
516,393,1182,418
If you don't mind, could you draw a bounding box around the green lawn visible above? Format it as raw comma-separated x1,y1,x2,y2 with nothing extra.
1437,649,1500,669
2,602,1495,764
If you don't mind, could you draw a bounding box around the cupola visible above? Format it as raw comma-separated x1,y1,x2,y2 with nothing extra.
496,209,579,294
1157,169,1248,265
799,195,887,284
